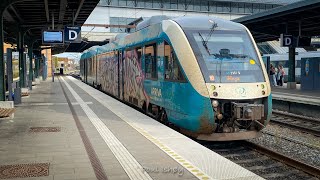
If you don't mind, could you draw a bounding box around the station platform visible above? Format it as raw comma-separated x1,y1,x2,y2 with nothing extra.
0,76,261,180
272,84,320,106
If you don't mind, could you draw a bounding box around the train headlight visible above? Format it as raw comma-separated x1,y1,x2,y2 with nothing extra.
213,92,218,97
212,100,219,108
262,90,266,95
261,84,265,89
210,85,216,91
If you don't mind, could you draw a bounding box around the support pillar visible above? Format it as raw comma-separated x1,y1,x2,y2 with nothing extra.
28,46,33,89
23,52,27,85
35,56,39,78
6,48,13,101
17,30,25,88
37,55,42,78
0,11,5,101
43,56,47,80
287,47,296,89
1,0,22,100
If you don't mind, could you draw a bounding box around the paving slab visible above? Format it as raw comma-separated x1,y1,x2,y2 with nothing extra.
0,76,262,180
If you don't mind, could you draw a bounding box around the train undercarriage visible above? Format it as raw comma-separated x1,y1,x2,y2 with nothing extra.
143,98,267,141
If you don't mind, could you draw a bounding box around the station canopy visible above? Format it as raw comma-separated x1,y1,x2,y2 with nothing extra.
234,0,320,42
2,0,100,54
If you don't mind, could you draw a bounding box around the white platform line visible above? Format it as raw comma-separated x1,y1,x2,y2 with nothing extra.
60,77,152,180
15,102,93,106
66,76,214,180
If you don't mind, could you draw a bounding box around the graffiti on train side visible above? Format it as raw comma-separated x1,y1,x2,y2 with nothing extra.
124,49,150,107
98,52,119,96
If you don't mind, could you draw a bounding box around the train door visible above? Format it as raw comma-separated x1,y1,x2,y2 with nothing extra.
119,50,124,100
117,51,121,98
96,55,100,87
95,56,97,86
84,58,87,83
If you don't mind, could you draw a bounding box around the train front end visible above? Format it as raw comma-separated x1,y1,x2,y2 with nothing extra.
165,17,272,141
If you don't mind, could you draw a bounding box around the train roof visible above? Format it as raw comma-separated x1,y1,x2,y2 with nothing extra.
136,15,169,31
80,16,248,59
173,16,246,31
81,46,99,59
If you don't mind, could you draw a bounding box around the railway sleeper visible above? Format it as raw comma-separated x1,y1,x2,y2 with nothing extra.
233,156,270,164
245,162,283,171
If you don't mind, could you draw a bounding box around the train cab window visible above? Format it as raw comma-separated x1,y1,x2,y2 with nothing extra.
145,44,157,79
164,41,185,81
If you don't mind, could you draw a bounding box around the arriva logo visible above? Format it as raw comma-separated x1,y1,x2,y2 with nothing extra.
236,87,247,97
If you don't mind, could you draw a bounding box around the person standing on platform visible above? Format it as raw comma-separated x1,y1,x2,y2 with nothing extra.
277,65,285,86
269,64,277,86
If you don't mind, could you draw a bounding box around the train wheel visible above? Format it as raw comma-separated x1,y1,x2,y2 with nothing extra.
142,102,147,113
159,109,168,123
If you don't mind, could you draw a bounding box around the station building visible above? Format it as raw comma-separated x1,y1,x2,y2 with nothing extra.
82,0,302,41
80,0,320,83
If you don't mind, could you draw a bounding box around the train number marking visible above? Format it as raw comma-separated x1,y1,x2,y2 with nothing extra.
151,87,162,97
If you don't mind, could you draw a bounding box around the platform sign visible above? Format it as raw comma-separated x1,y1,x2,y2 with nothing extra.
64,26,81,43
280,34,294,47
42,30,64,44
297,36,311,47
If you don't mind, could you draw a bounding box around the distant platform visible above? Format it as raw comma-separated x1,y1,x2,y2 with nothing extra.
272,84,320,106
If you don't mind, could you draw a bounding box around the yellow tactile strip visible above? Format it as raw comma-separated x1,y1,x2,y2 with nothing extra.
127,125,211,180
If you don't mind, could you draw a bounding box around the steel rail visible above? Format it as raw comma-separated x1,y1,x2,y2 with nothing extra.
243,141,320,178
272,109,320,124
270,118,320,136
271,110,320,136
262,130,320,150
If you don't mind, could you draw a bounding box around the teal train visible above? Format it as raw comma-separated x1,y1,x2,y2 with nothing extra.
80,16,272,141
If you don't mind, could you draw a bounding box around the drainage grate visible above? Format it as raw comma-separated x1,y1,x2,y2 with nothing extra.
29,127,61,132
0,163,49,179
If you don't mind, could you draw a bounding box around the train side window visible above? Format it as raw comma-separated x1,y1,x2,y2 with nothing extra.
136,47,142,64
164,41,185,81
145,43,157,79
296,60,301,68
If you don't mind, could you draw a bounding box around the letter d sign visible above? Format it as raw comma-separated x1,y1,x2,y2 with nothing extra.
284,37,291,46
280,34,293,47
69,30,77,40
64,26,81,43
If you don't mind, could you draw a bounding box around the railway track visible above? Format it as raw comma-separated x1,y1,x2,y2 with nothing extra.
202,141,320,180
262,130,320,150
271,110,320,136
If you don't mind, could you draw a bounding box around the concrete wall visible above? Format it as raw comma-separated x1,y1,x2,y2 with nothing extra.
42,48,52,77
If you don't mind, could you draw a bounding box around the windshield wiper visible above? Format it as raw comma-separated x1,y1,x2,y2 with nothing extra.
231,54,251,59
198,32,211,55
204,22,218,47
198,22,218,56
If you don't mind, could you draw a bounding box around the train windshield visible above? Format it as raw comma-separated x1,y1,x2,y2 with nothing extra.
187,30,265,83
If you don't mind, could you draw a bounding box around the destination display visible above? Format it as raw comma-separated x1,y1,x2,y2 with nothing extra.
42,31,63,44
